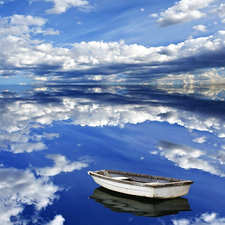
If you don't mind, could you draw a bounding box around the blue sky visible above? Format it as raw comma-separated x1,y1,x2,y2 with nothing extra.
0,0,225,84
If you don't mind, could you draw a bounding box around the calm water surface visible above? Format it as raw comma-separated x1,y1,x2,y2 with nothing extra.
0,84,225,224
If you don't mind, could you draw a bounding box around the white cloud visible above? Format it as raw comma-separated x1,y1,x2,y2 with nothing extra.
211,150,225,165
1,11,225,83
0,0,14,4
41,0,90,14
150,13,158,18
35,154,90,176
193,136,207,143
211,4,225,18
157,0,217,27
193,24,207,32
36,27,60,35
0,14,59,38
1,24,225,83
10,14,46,26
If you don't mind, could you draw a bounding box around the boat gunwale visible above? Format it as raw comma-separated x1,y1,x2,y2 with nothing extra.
88,170,194,188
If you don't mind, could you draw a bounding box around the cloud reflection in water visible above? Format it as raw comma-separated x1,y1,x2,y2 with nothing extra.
35,154,90,176
0,153,91,224
0,84,225,223
0,167,58,224
172,212,225,225
1,85,225,175
156,141,225,177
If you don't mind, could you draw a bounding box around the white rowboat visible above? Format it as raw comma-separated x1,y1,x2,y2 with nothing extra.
88,170,193,199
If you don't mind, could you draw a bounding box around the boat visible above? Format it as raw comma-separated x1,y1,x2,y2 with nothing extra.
88,170,193,199
89,187,191,217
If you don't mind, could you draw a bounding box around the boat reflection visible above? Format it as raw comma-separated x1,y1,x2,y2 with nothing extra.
89,187,191,217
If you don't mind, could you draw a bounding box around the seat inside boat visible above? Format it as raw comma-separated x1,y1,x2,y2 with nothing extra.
111,176,130,180
101,170,175,184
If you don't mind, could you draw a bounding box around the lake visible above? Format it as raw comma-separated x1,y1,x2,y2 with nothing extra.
0,84,225,225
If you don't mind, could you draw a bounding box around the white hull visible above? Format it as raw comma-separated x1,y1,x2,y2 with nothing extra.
88,170,193,199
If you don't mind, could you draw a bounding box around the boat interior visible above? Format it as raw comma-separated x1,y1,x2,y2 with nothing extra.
97,170,178,184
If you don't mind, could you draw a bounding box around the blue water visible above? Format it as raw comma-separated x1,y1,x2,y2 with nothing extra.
0,84,225,224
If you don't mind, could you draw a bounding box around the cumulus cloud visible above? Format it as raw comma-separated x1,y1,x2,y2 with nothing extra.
192,136,207,143
157,0,216,27
211,4,225,18
39,0,91,14
211,150,225,165
1,14,225,84
1,11,225,83
0,3,225,84
150,13,158,18
193,24,207,32
0,14,59,36
10,14,46,26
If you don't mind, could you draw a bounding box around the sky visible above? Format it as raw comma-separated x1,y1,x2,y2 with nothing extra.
0,0,225,84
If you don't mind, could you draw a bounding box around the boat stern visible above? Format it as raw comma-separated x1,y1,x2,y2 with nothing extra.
153,183,192,199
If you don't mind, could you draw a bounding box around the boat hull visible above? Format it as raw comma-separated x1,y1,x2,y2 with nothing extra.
88,170,193,199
